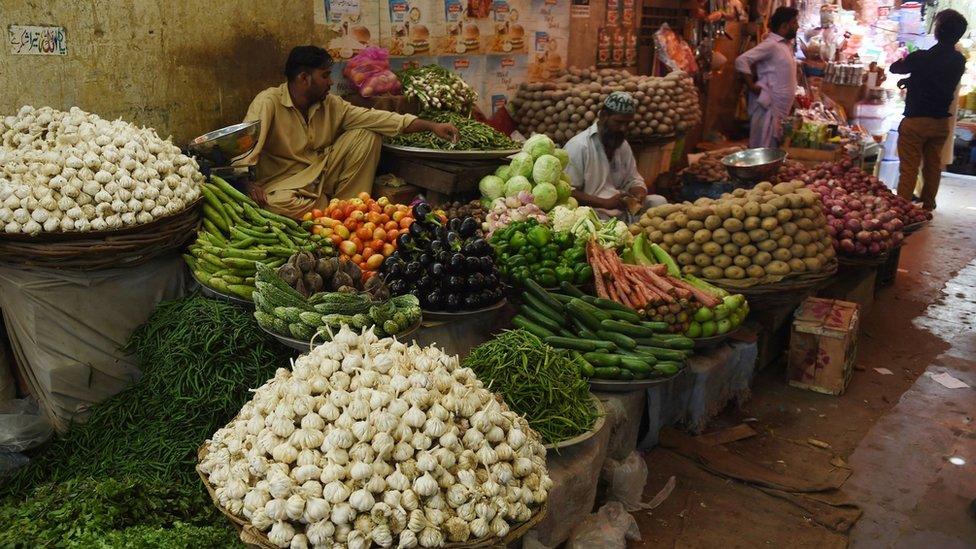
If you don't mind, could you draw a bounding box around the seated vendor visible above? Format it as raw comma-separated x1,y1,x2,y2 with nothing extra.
238,45,460,218
563,92,667,221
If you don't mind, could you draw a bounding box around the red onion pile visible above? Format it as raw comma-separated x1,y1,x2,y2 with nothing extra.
781,160,931,257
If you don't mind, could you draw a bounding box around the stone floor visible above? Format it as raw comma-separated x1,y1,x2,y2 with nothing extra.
633,175,976,548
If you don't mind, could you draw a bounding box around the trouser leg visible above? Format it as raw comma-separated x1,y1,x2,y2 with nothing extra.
322,129,383,200
920,119,950,210
896,118,924,201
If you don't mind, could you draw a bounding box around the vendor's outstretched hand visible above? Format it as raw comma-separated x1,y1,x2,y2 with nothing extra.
433,123,460,143
246,182,268,206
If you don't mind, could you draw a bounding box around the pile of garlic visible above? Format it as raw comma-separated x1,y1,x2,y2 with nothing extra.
0,105,203,235
199,326,551,549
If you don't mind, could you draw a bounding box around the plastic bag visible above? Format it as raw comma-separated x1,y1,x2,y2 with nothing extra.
342,47,401,98
0,398,52,453
566,502,641,549
602,451,649,511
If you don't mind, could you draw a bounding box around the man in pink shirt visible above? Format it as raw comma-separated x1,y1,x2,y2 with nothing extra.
735,7,799,149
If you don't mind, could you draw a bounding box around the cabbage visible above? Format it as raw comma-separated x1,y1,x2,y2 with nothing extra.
556,180,572,202
566,197,579,208
480,197,494,209
553,148,570,168
532,182,558,211
504,176,532,197
494,165,512,181
479,175,505,200
532,154,562,185
508,153,534,178
523,134,555,159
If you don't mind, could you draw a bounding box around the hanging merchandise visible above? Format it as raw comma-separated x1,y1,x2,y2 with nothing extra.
654,24,699,74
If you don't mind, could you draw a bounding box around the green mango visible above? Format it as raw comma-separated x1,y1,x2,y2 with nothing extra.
701,320,717,338
693,307,714,323
716,318,732,335
685,321,702,338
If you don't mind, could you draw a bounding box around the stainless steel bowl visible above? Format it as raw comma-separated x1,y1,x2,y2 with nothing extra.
721,148,787,182
188,121,261,166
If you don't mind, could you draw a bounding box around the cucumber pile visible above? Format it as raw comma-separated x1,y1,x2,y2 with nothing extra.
183,177,332,301
252,264,421,341
514,279,693,381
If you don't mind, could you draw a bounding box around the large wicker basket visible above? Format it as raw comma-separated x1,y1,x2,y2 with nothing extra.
197,445,547,549
709,259,838,308
0,198,202,270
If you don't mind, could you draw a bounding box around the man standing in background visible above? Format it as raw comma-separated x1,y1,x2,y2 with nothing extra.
891,9,968,211
735,7,799,149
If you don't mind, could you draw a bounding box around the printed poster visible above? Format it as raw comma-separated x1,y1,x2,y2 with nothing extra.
323,0,380,60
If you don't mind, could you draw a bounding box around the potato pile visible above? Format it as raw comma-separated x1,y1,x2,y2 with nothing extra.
509,67,701,144
680,151,728,183
632,181,836,281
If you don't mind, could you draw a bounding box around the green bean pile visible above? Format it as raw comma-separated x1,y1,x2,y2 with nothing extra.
0,294,287,545
462,329,598,445
389,110,518,151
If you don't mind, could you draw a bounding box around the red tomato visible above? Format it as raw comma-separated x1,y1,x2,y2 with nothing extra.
329,234,344,246
369,238,385,251
381,243,395,256
333,225,350,239
302,212,314,221
362,247,375,259
351,253,363,264
373,228,387,242
387,229,399,241
384,221,398,232
349,210,365,222
366,212,383,224
391,211,405,222
350,237,364,253
355,226,372,240
399,217,413,229
357,192,371,201
311,209,324,218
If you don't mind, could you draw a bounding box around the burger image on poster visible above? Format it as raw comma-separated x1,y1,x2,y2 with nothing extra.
328,16,371,59
462,23,481,53
508,23,524,51
410,24,430,54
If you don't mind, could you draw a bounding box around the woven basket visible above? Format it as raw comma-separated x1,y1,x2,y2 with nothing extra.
0,199,202,270
710,260,838,308
837,251,890,268
197,444,548,549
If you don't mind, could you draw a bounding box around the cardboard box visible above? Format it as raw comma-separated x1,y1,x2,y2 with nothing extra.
787,298,860,395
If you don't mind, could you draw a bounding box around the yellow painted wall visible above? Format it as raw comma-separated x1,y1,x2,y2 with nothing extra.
0,1,328,144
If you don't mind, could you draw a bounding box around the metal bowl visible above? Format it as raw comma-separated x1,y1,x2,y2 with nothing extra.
721,148,787,183
188,121,261,166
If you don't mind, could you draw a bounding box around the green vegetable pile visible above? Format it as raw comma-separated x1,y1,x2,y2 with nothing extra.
187,176,333,301
462,329,598,445
0,294,292,546
513,279,692,381
253,263,422,341
388,110,517,151
489,219,592,288
397,65,478,114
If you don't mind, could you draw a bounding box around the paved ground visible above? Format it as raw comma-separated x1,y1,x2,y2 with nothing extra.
633,176,976,547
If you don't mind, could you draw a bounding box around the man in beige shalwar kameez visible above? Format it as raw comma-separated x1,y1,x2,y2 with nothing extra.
238,46,459,218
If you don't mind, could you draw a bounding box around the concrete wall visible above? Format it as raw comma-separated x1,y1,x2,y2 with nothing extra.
1,1,326,144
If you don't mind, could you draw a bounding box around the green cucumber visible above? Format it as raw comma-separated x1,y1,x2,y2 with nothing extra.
582,352,621,368
654,361,683,376
519,305,563,333
591,367,621,379
596,330,637,350
524,278,565,312
640,321,670,332
581,295,633,313
544,337,617,352
619,356,654,375
551,293,575,304
636,335,695,350
559,281,586,297
635,345,688,361
566,299,602,332
521,293,566,327
600,319,658,338
512,315,555,340
572,298,611,321
607,308,642,323
617,369,635,380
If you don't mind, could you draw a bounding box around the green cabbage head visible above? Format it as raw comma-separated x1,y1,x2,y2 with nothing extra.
532,154,563,185
479,175,505,200
495,165,512,181
532,182,558,211
523,134,555,159
553,148,570,168
505,176,532,197
508,152,534,178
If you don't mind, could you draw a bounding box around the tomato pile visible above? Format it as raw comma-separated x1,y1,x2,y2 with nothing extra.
303,193,415,272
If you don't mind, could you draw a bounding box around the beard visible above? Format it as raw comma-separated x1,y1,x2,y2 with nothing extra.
784,28,797,40
600,130,626,153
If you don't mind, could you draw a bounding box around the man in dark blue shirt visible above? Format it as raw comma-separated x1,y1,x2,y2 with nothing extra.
890,10,967,211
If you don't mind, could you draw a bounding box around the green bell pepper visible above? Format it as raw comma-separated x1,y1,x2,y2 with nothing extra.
556,266,575,283
508,230,527,250
526,226,551,248
574,264,594,284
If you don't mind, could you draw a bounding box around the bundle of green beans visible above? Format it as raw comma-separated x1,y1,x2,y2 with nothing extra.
462,329,599,445
398,65,478,113
388,110,518,151
186,176,333,300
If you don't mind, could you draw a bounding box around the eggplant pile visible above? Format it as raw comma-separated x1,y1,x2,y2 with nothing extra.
382,203,504,311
